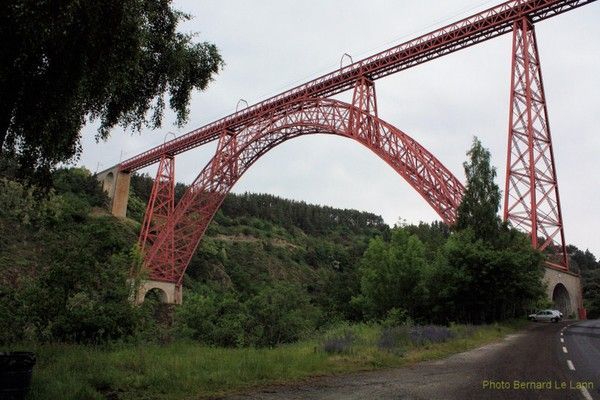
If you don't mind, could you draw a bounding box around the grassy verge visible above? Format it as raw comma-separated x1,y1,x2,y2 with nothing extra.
17,320,526,400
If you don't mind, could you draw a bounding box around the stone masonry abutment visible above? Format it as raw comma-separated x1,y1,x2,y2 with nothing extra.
96,165,131,218
543,266,583,319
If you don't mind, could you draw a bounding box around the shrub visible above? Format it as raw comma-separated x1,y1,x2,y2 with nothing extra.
245,283,319,347
450,323,477,339
58,192,91,222
8,246,142,344
381,307,411,328
353,231,427,320
127,193,146,223
322,332,354,354
52,167,108,207
378,325,410,354
408,325,454,346
0,196,140,344
0,178,62,225
175,291,248,347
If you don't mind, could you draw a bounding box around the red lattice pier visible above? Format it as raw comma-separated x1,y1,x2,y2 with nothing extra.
121,0,596,295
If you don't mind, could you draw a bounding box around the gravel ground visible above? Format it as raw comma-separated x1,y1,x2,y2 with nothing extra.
220,321,590,400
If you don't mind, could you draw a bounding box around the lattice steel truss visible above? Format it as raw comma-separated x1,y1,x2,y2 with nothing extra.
132,0,598,284
119,0,596,173
503,17,568,269
138,155,176,281
142,81,464,284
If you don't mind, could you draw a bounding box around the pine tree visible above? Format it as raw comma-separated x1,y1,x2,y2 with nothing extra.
455,137,501,242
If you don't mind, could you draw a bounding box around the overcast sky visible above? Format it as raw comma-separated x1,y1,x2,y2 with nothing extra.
78,0,600,255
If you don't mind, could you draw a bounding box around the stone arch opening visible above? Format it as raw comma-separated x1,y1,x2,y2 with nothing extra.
144,287,168,303
133,280,182,305
552,283,571,316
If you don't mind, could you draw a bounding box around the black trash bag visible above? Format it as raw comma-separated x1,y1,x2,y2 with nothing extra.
0,352,36,400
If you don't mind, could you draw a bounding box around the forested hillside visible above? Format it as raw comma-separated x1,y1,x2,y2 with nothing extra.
0,166,395,345
129,172,394,342
1,152,599,349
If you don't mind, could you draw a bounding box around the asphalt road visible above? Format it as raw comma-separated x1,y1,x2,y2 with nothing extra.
563,319,600,400
224,320,600,400
462,320,600,400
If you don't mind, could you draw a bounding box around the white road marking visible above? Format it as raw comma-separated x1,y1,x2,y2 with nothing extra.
564,325,591,399
581,386,593,400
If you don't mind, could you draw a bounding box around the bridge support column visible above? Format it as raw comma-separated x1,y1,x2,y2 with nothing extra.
504,17,568,269
543,266,584,319
133,279,182,305
96,165,131,218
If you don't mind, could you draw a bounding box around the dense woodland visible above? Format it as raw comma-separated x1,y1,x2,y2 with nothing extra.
0,140,599,347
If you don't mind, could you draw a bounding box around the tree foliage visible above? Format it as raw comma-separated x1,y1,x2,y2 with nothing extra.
0,0,223,179
428,229,544,324
245,283,320,346
352,230,427,320
456,137,501,242
176,283,319,347
353,138,546,324
2,164,597,347
0,172,141,343
53,167,108,207
176,291,249,347
568,245,600,318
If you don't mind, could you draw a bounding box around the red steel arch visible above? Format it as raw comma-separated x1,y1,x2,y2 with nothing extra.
119,0,596,173
143,82,464,284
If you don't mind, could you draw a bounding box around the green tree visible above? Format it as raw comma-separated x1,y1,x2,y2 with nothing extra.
0,174,142,343
0,0,223,179
245,283,319,346
427,229,544,324
456,137,501,242
1,234,141,344
353,229,427,320
53,167,108,207
426,137,545,323
583,268,600,319
176,290,249,347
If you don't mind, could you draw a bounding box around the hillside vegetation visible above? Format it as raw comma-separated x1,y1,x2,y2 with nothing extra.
0,171,532,344
0,138,598,398
1,140,599,347
0,165,393,345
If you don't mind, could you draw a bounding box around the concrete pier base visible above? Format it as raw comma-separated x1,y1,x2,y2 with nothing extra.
133,279,182,305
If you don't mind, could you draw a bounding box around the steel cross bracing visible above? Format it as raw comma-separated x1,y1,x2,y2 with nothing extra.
138,155,176,281
131,0,597,283
144,80,464,284
504,17,568,269
119,0,596,172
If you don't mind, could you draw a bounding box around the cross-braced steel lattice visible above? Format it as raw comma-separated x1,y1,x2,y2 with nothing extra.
119,1,595,173
138,155,176,281
143,81,464,285
503,17,568,270
126,0,597,289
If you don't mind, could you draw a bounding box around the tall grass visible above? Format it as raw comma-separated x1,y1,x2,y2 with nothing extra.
13,320,526,400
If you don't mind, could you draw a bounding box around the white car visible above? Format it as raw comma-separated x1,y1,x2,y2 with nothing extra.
528,309,563,322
